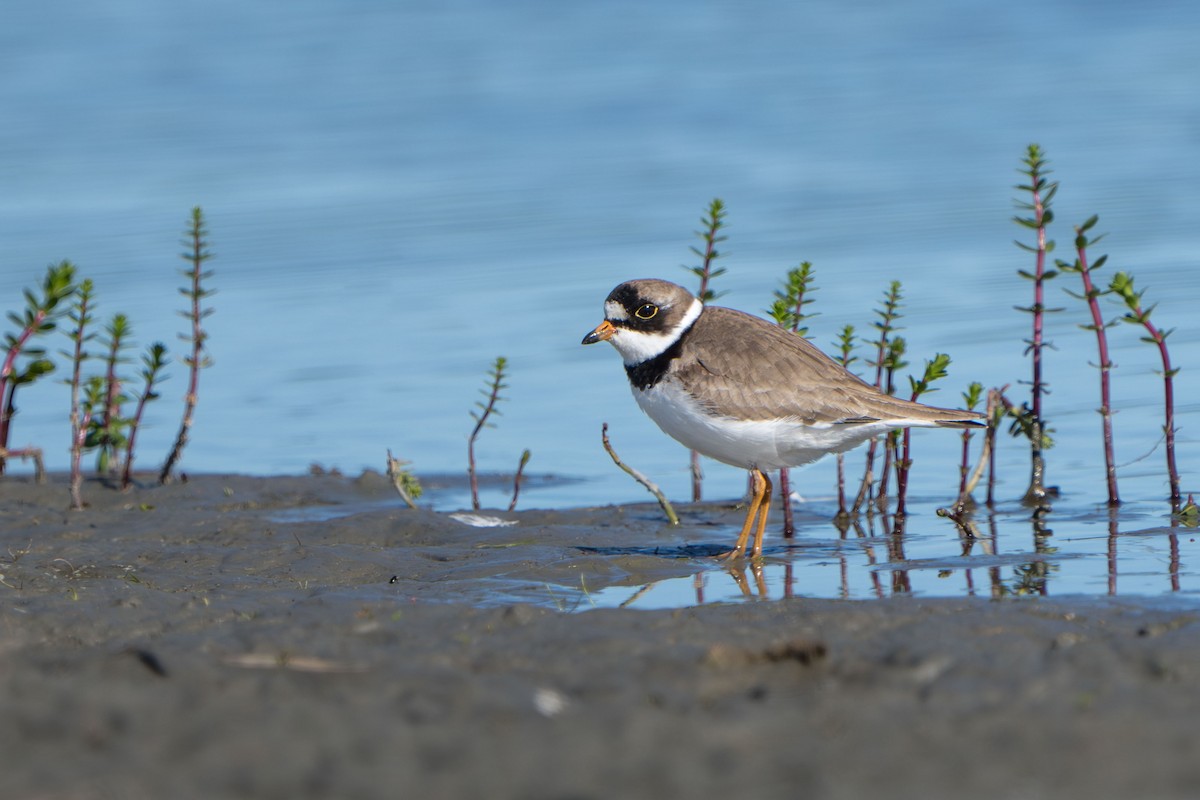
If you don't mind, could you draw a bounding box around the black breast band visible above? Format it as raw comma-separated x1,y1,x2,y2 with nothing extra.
624,320,697,391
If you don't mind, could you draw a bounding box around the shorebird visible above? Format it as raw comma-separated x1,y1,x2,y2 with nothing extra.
582,278,984,559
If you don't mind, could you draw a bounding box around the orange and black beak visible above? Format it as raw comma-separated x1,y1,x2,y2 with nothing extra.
581,319,616,345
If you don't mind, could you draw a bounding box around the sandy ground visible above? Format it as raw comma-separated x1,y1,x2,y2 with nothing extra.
3,472,1200,800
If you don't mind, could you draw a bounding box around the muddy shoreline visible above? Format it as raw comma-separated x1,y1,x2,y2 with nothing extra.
3,473,1199,799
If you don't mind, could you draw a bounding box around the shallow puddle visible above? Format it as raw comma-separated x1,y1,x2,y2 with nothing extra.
524,497,1200,610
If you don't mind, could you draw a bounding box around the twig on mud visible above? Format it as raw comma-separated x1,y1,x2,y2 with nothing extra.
937,428,993,528
601,422,679,526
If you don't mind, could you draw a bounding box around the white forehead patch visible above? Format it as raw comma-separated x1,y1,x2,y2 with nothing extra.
604,299,628,321
607,296,703,366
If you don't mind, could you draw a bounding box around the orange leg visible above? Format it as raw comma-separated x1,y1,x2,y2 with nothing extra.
720,468,771,560
751,470,773,559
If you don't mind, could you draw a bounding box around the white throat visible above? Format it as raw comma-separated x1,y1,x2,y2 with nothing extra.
607,297,703,366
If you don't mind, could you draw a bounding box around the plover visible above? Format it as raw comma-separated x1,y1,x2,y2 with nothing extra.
582,278,984,559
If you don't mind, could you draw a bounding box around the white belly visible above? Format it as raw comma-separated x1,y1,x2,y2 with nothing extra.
633,382,901,471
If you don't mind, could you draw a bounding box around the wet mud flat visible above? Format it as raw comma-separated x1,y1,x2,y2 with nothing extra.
3,473,1200,800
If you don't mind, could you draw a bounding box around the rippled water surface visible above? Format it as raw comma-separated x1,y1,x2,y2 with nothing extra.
2,0,1199,601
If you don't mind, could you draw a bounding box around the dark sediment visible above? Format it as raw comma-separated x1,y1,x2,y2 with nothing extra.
2,472,1198,799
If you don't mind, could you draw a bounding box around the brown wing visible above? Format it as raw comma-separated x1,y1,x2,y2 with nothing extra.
674,306,980,426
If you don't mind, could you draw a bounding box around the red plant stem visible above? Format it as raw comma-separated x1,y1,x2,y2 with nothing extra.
70,407,91,510
695,250,715,301
68,305,90,507
853,337,891,512
877,364,900,510
1134,308,1180,504
0,311,45,465
1025,172,1050,502
958,428,973,497
986,429,998,506
0,312,42,383
878,436,893,509
836,454,847,516
103,344,122,472
895,379,924,517
895,429,911,517
468,438,480,509
1153,330,1180,506
1,383,16,457
507,456,527,512
854,446,877,512
1030,203,1047,423
468,416,486,510
159,233,206,484
986,390,1002,507
1075,242,1120,505
121,392,153,490
777,284,811,538
467,367,504,511
778,468,794,537
690,215,720,504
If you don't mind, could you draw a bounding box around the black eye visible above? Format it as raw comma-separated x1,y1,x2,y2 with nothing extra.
634,303,659,320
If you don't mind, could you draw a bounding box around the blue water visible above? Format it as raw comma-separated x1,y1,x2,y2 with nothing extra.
2,0,1199,601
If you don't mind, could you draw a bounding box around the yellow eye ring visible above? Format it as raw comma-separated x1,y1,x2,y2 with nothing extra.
634,303,659,320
